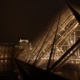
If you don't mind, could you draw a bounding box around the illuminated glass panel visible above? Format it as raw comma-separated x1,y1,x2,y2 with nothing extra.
18,6,80,71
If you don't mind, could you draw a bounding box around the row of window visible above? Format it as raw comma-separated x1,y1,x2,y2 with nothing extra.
0,46,12,53
0,54,11,58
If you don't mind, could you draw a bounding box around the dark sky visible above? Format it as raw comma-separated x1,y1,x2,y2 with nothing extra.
0,0,79,43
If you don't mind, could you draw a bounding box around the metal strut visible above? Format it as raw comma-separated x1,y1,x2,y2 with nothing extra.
33,22,54,65
67,2,80,23
48,39,80,72
46,12,61,70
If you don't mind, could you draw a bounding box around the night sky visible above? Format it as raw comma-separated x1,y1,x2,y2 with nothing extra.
0,0,79,43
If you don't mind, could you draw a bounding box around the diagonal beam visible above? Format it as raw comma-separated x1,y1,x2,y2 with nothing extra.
46,12,61,70
67,3,80,23
55,44,80,71
48,39,80,71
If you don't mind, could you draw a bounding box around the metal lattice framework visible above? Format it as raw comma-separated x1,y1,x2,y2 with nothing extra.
18,5,80,71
